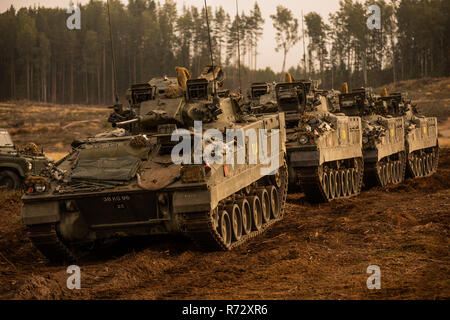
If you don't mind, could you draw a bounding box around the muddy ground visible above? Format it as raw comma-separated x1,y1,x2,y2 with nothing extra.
0,78,449,300
0,149,448,300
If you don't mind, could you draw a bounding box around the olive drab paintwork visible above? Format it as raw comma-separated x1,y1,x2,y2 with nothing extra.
21,66,288,263
0,129,51,190
338,87,407,187
380,92,439,178
275,78,364,203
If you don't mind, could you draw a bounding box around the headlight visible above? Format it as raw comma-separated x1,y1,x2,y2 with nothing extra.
362,136,369,144
34,184,46,193
27,161,32,171
24,176,49,194
299,135,308,145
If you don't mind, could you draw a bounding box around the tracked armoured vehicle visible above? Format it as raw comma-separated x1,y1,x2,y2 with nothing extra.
276,78,364,203
21,67,288,263
338,86,406,187
245,82,278,114
381,92,439,178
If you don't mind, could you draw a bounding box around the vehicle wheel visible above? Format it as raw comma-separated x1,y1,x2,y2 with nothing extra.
226,204,242,242
249,196,262,231
267,186,280,219
218,210,232,247
343,170,350,196
417,157,424,176
335,170,342,198
257,188,270,223
0,170,21,191
237,199,252,235
328,171,336,200
351,169,357,194
321,172,329,198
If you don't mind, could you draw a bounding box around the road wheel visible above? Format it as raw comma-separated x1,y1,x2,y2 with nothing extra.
218,210,232,247
267,186,280,219
226,204,242,242
329,171,336,200
257,188,270,224
237,199,251,235
0,170,21,191
249,196,262,232
335,170,342,198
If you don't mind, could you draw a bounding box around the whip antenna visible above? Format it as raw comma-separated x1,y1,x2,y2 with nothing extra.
107,0,119,104
236,0,242,94
203,0,217,97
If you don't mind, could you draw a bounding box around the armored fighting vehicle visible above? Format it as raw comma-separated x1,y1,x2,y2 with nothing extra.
21,66,288,263
245,82,278,114
380,92,439,178
338,86,406,187
275,77,364,203
0,129,50,190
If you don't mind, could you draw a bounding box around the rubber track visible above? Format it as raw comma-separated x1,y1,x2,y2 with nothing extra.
182,163,288,251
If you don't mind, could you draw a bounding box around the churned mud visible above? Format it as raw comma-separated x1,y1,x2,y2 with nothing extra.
0,149,448,300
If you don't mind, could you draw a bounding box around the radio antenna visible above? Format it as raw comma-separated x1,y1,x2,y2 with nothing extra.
203,0,217,97
236,0,242,94
107,0,119,104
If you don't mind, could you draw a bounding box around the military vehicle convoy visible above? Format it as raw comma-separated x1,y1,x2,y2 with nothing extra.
0,129,50,191
275,78,364,203
338,86,406,187
380,92,439,178
21,67,288,263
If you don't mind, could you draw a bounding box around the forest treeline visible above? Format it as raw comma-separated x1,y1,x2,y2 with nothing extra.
0,0,448,105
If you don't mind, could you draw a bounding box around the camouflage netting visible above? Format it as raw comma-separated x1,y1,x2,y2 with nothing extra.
18,142,41,156
129,135,149,148
165,84,184,98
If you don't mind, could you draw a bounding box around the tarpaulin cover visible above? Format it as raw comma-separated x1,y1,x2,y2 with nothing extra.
71,144,149,181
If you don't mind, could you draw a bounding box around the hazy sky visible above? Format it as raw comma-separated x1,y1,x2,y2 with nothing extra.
0,0,345,72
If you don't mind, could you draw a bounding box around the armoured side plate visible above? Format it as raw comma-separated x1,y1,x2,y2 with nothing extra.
22,201,60,225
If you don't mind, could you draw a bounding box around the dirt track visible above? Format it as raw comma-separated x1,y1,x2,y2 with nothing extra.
0,149,448,300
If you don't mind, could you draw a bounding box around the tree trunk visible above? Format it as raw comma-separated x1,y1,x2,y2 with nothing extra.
52,60,57,103
281,46,287,76
30,63,34,101
62,62,65,104
70,54,74,104
103,44,106,104
26,56,30,100
85,67,89,104
97,66,101,105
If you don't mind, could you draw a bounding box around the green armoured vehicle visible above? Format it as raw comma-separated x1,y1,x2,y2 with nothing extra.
21,67,288,263
275,79,364,203
338,87,406,187
0,129,50,190
380,92,439,178
245,82,278,114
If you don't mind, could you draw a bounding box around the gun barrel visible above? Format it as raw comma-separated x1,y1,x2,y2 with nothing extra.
113,118,140,128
